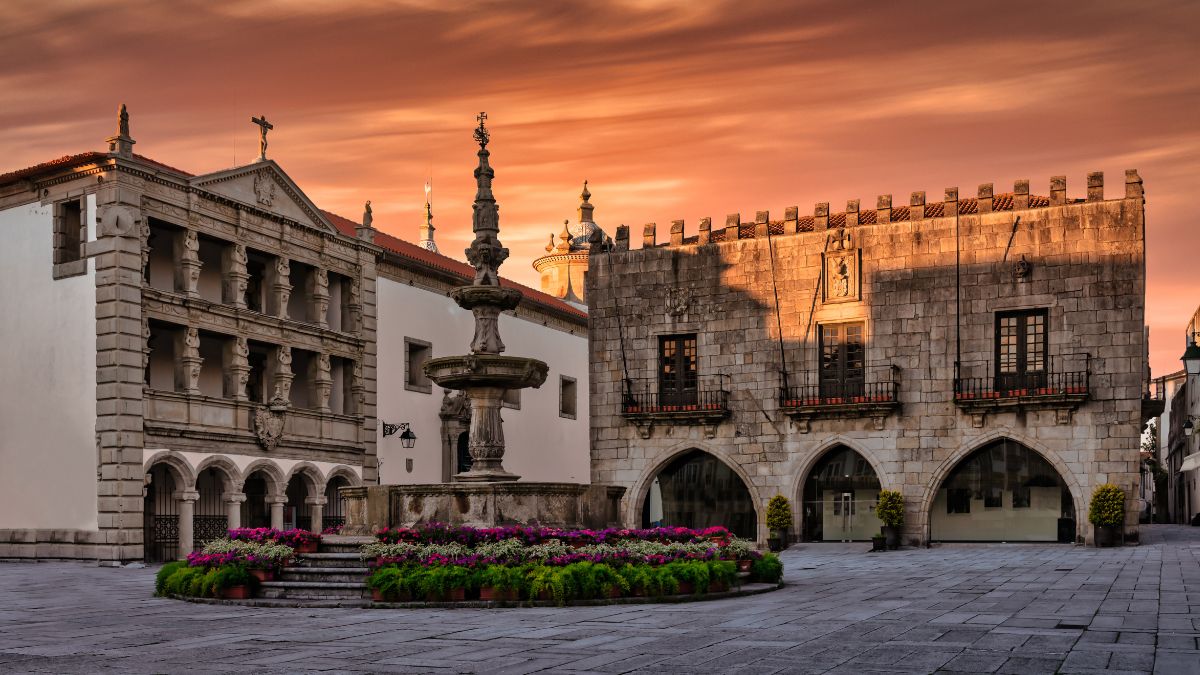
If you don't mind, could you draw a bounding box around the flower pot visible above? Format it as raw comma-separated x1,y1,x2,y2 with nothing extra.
1094,524,1121,547
248,568,275,583
881,526,901,550
426,588,467,602
737,559,753,573
371,588,386,602
295,540,318,554
870,536,886,552
479,586,519,602
676,581,695,595
605,587,623,599
220,585,250,600
767,537,782,552
709,581,729,593
536,589,553,602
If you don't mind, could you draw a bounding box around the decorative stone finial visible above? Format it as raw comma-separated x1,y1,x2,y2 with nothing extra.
464,112,508,286
420,180,438,253
356,200,375,243
107,103,135,158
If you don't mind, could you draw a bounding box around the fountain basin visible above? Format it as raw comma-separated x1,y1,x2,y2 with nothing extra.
451,285,522,311
424,354,548,391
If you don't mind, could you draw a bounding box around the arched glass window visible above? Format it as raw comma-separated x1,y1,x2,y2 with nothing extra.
931,439,1074,542
641,450,756,539
802,446,882,541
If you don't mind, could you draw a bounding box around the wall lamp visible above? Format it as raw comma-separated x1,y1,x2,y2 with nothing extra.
1181,334,1200,377
382,421,417,449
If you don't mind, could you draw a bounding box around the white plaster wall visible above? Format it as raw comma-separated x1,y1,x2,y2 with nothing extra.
376,277,589,485
0,203,98,529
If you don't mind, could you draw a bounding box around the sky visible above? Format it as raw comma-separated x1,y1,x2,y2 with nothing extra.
2,0,1197,375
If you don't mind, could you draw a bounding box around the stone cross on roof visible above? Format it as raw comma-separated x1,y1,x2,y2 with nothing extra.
251,115,273,161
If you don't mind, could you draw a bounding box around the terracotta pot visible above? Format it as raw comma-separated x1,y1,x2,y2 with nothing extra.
737,559,753,573
605,586,623,599
295,540,318,554
709,581,729,593
371,588,386,602
676,581,695,595
479,587,519,602
248,568,274,582
536,589,553,602
427,588,467,602
220,585,250,600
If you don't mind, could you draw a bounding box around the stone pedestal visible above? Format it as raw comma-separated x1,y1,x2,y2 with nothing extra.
340,483,626,535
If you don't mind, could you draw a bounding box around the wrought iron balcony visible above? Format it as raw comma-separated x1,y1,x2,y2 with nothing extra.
778,370,901,432
620,379,730,438
953,355,1090,423
1142,375,1166,425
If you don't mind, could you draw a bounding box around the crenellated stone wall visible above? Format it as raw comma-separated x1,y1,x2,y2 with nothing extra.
587,172,1147,546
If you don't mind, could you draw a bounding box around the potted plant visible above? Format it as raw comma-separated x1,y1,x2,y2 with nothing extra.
478,565,524,602
1089,484,1125,547
870,532,886,552
876,489,904,550
212,565,252,600
766,494,792,552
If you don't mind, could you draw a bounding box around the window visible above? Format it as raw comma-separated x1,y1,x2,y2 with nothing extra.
53,198,85,277
560,376,577,419
658,334,697,406
819,322,864,398
501,388,520,409
947,488,971,514
404,338,432,393
995,309,1048,390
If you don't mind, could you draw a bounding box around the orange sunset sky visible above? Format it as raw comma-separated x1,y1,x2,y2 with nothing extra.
3,0,1197,375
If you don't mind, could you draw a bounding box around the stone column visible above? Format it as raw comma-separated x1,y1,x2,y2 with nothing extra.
347,275,363,334
222,244,249,309
141,316,152,388
268,495,286,530
226,337,251,401
177,230,201,297
314,353,332,413
224,492,247,530
306,496,327,534
178,327,202,395
271,257,292,319
312,269,330,329
272,346,293,402
178,490,199,558
459,386,517,481
350,360,364,416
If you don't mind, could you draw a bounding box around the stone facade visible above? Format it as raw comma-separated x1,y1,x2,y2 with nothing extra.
587,172,1148,546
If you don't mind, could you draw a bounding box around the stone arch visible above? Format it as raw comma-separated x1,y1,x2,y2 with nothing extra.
241,458,286,497
284,461,325,493
922,431,1083,543
144,450,197,491
627,440,763,540
323,465,362,490
194,455,243,492
791,438,889,542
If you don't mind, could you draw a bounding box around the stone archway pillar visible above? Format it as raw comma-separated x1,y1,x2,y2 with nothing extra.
267,495,286,530
306,496,328,534
224,492,247,530
177,490,199,558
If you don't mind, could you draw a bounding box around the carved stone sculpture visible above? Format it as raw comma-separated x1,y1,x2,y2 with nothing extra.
253,397,289,451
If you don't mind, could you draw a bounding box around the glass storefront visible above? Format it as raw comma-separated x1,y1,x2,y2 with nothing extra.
641,450,757,539
802,446,882,541
931,439,1075,542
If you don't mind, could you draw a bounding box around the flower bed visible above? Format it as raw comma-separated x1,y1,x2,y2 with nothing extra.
364,524,781,605
156,528,318,599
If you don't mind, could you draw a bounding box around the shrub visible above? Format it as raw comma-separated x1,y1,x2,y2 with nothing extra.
766,495,792,533
750,553,783,584
876,490,904,528
155,561,188,596
478,564,528,593
416,565,474,600
210,565,252,592
367,565,418,601
1088,484,1126,528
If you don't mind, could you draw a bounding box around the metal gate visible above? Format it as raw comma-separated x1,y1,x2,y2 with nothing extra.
143,465,179,563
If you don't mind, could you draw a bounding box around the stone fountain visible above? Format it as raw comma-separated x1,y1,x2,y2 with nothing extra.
340,115,623,533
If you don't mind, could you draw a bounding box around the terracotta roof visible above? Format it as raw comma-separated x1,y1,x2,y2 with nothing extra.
321,210,587,322
0,151,192,185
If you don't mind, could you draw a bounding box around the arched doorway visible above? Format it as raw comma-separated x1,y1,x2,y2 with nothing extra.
284,470,319,532
640,450,756,539
324,475,351,531
242,472,271,528
931,439,1075,542
144,463,180,563
194,467,229,549
801,446,883,542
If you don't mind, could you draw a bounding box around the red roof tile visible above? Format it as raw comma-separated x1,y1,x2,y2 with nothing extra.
0,151,192,185
322,210,586,322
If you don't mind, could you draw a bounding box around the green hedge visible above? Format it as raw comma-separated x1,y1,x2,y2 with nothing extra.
155,563,253,598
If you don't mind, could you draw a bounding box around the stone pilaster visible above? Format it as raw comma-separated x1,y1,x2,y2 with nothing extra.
348,275,363,334
226,337,251,401
271,345,293,402
94,191,149,563
270,257,292,319
356,252,380,484
177,230,201,297
222,244,249,309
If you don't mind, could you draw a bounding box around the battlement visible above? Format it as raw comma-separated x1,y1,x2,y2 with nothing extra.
601,171,1142,252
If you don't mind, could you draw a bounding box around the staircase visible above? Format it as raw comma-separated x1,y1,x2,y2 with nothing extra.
257,535,373,602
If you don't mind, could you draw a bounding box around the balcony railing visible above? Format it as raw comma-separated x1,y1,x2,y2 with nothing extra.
619,378,730,437
777,368,901,431
780,381,898,407
953,355,1090,416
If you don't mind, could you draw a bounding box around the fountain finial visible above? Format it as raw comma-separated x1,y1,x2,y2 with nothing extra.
465,112,508,286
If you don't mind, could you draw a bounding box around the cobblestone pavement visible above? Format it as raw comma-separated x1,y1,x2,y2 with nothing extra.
1,526,1197,674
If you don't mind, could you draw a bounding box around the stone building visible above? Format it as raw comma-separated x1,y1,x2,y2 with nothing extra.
532,182,599,305
587,172,1150,545
0,108,588,562
1162,306,1200,524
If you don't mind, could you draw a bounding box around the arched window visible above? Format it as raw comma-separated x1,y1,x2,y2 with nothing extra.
641,450,756,539
456,432,471,475
801,446,882,541
931,439,1074,542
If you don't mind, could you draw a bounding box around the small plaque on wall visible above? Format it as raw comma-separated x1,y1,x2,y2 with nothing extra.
822,240,861,304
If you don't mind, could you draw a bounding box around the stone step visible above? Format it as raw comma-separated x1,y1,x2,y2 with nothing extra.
280,567,370,583
293,552,365,568
317,543,366,554
258,580,370,600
